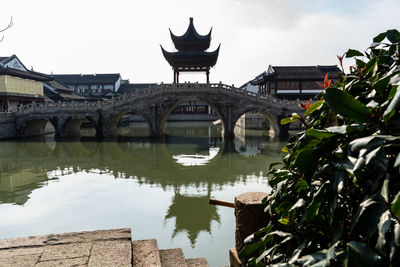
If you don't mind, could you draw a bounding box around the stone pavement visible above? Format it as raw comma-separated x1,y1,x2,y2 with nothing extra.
0,228,209,267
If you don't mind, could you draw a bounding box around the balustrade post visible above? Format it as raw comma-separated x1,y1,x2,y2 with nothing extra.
71,100,75,111
58,101,61,111
84,100,87,111
112,96,115,106
32,101,36,112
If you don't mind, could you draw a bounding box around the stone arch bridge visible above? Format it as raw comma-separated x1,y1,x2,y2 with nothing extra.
13,83,303,138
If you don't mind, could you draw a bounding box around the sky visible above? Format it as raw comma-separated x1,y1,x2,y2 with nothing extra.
0,0,399,86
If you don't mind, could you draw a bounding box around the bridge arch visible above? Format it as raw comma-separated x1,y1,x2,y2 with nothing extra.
232,106,286,138
157,98,226,137
22,118,55,137
100,109,152,138
62,117,85,137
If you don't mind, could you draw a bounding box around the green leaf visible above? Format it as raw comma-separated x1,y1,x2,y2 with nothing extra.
395,152,400,168
345,49,364,58
304,100,323,116
325,126,347,134
305,182,327,222
386,29,400,43
278,217,289,225
346,241,382,267
281,114,300,125
295,179,308,192
350,196,384,233
383,85,400,121
349,136,384,154
380,177,389,203
325,88,372,123
281,146,289,153
373,32,387,43
290,198,306,211
239,239,265,259
376,210,391,254
392,192,400,219
306,129,337,140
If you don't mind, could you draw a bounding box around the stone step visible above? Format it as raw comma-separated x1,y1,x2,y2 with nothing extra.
185,257,209,267
159,248,187,267
132,239,161,267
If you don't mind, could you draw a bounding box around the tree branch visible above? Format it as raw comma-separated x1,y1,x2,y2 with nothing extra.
0,17,13,42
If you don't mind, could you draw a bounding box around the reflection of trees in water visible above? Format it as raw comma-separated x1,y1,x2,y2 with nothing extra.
0,131,283,244
0,136,282,202
165,193,220,247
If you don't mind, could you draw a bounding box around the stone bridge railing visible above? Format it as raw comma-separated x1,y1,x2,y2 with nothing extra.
11,83,302,115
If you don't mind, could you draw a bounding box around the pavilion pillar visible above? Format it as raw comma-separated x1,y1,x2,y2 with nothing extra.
206,68,210,84
176,70,180,83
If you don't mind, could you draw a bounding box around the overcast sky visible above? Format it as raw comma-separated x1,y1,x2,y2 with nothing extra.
1,0,399,86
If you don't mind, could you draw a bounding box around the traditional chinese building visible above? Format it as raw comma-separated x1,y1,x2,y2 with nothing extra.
53,73,122,99
251,65,341,100
0,55,48,112
161,18,220,83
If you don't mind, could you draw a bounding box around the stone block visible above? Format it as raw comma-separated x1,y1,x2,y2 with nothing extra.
159,248,186,267
0,254,40,267
185,257,210,267
35,257,88,267
88,240,131,267
132,239,161,267
0,247,44,258
40,242,91,261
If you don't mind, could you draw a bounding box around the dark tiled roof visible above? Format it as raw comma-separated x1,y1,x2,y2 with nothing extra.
0,66,51,81
47,79,73,92
0,55,29,71
118,83,156,94
44,81,86,101
169,18,212,51
251,65,341,85
53,74,121,85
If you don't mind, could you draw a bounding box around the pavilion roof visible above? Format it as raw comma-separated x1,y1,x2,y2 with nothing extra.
161,44,220,69
169,18,212,51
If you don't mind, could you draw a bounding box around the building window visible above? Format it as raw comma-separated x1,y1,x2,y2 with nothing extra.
104,85,113,91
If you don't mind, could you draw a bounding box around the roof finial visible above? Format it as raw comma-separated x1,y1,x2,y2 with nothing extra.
190,17,193,22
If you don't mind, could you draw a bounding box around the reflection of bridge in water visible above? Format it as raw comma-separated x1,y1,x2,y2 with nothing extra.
12,83,302,138
0,135,282,244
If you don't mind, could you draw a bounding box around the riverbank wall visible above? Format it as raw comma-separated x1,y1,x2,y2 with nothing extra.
0,113,16,140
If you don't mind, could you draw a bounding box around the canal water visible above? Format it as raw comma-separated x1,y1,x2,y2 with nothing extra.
0,122,285,266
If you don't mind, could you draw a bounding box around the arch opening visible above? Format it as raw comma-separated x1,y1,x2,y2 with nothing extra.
233,109,280,140
80,117,97,137
116,111,151,138
23,119,55,137
63,117,85,137
160,99,223,138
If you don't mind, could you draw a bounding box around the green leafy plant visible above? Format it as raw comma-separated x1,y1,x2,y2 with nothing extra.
240,29,400,266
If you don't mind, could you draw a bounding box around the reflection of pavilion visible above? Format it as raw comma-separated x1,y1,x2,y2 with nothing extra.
165,193,220,247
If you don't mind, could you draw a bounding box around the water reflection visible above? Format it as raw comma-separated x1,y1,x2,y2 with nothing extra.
0,122,284,265
165,193,220,247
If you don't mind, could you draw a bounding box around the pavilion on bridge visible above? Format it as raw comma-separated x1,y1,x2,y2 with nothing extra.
161,18,220,84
